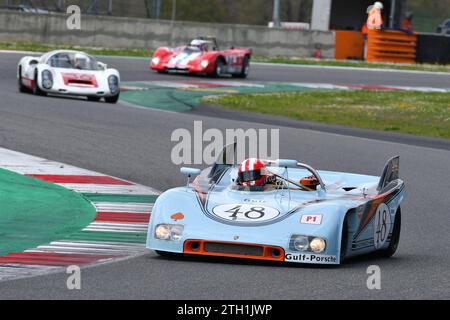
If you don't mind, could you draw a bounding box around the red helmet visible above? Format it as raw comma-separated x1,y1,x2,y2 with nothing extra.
238,158,267,187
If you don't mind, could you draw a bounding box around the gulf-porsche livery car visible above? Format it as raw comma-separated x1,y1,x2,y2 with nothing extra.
18,50,121,103
147,144,405,265
150,37,252,78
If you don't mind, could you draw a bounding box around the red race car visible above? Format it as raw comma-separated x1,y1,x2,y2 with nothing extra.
150,37,252,78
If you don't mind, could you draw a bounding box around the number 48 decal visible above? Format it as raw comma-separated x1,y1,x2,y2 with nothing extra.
225,205,266,220
373,203,391,249
212,204,280,223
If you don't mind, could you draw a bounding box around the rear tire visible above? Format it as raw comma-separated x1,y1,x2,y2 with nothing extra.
233,56,250,79
105,93,120,104
18,68,28,93
378,208,401,258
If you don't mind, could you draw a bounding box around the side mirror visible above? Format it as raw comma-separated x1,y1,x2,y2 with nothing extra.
180,167,202,188
180,167,201,177
98,62,107,70
275,159,298,168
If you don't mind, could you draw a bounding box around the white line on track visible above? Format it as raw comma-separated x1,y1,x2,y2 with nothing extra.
92,202,153,213
253,62,450,76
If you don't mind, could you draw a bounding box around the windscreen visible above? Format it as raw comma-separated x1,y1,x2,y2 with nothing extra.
48,52,99,70
184,47,201,54
215,143,238,166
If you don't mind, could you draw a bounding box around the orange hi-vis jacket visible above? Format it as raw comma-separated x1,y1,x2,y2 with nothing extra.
367,7,383,30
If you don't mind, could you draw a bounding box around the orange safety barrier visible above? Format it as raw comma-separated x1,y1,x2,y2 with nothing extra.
366,29,417,64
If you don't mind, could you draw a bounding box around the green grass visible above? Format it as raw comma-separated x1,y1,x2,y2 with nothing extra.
204,91,450,139
0,41,153,58
1,41,449,73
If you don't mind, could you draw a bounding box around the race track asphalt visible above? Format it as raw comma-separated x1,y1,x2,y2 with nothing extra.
0,52,449,299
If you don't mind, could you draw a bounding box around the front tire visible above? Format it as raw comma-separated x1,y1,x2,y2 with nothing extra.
378,208,401,258
340,216,349,264
32,71,46,96
155,250,180,258
213,58,225,78
105,93,120,104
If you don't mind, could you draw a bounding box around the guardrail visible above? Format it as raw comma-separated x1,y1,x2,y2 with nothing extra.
367,29,417,64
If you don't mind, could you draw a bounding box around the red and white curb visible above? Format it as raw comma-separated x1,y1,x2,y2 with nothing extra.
0,147,159,282
287,82,450,93
121,80,450,93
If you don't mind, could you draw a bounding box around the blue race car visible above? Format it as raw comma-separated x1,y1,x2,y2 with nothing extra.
146,144,405,265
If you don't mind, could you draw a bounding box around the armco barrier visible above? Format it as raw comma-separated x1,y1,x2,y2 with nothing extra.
366,29,417,64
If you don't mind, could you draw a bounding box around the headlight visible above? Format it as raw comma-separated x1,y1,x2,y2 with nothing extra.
291,235,309,251
41,70,53,89
152,57,160,66
108,75,119,94
290,235,327,253
154,224,184,241
200,60,209,69
310,238,326,253
170,225,184,241
155,225,171,240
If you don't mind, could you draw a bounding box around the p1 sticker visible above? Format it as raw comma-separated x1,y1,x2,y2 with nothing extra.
300,214,323,225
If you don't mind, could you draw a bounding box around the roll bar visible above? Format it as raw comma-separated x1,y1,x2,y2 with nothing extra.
267,159,326,192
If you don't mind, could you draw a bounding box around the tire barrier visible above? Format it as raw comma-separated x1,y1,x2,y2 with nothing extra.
366,29,417,64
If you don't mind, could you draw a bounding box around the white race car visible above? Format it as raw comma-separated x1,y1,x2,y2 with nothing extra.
17,50,120,103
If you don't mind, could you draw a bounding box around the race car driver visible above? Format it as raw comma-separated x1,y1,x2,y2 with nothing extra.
236,158,320,192
236,158,277,191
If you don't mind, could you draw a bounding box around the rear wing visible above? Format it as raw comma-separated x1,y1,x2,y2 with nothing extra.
377,156,400,193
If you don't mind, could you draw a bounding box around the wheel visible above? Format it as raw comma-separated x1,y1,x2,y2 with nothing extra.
18,67,28,93
378,208,401,258
233,56,250,79
32,71,46,96
87,96,101,102
105,93,120,104
340,216,349,263
213,58,225,78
